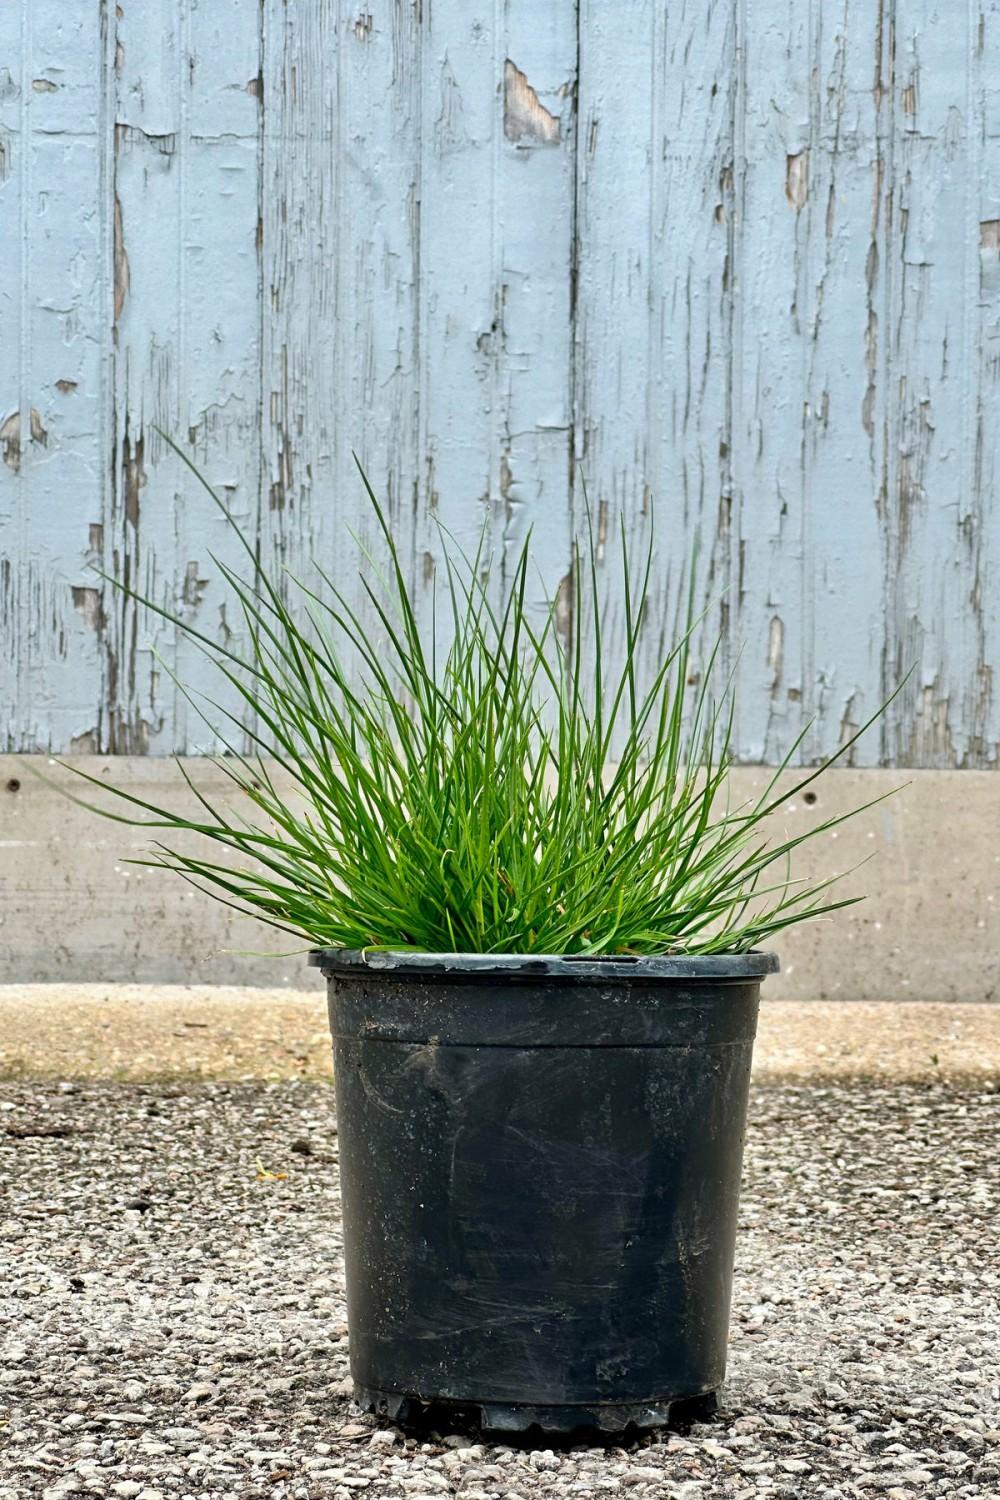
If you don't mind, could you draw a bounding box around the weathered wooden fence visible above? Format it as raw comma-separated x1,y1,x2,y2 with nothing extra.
2,1,999,766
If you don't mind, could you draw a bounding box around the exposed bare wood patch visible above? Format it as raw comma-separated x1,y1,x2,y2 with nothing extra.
554,571,573,654
69,729,99,754
504,60,560,145
55,378,78,394
499,453,513,503
980,219,1000,250
122,430,145,530
768,614,785,688
596,499,609,562
71,586,107,634
31,78,58,93
785,151,809,211
182,562,209,609
116,124,176,154
862,308,878,435
269,435,292,511
839,692,860,753
353,13,373,41
0,408,47,472
908,680,958,767
0,412,21,472
113,195,129,325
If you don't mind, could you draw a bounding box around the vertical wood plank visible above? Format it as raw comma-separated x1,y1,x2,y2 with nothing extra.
412,3,497,573
878,0,999,765
104,0,182,752
489,2,577,609
0,5,109,750
574,0,738,735
412,0,577,622
0,1,29,743
330,0,422,550
971,0,1000,764
797,1,886,765
733,1,888,765
107,0,261,752
257,0,426,723
259,0,340,592
732,0,818,764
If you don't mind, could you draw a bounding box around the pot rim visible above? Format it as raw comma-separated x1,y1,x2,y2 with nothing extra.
308,947,779,981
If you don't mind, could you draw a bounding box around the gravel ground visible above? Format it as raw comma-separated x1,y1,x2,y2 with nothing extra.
3,1076,999,1499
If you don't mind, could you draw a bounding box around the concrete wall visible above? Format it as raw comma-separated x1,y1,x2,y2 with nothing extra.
2,756,997,1002
3,3,1000,766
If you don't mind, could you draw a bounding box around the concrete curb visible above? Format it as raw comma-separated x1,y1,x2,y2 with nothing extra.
4,759,999,1003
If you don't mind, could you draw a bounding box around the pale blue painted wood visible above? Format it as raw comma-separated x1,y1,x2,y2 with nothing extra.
731,0,889,765
2,0,999,767
107,0,261,752
0,4,110,750
574,0,739,738
881,0,998,768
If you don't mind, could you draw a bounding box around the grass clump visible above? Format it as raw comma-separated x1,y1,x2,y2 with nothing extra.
66,443,898,957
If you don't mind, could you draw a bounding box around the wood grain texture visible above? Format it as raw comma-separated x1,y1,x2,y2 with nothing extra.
1,0,999,767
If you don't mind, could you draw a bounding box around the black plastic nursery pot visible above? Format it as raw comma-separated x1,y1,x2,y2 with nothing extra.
310,948,779,1436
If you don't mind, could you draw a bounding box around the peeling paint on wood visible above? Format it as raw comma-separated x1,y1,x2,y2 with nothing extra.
785,151,809,211
1,1,999,767
504,60,561,145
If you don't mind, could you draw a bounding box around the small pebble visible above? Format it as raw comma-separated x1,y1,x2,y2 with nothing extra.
369,1428,399,1449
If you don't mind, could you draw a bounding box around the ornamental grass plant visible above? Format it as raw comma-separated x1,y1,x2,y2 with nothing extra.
66,443,898,957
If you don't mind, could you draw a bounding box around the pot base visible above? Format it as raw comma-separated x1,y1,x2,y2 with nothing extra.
354,1383,718,1437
